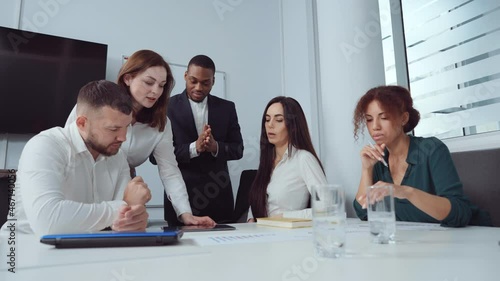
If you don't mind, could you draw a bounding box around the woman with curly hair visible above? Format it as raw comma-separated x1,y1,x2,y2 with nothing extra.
353,85,490,227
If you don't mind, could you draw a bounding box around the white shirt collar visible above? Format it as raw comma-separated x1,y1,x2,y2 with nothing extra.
276,146,297,166
188,96,209,135
282,145,297,158
188,96,208,107
68,122,89,154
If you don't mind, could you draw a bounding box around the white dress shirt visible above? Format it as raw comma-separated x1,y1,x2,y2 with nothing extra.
187,97,218,158
1,123,129,235
189,97,208,136
65,106,192,217
248,147,327,219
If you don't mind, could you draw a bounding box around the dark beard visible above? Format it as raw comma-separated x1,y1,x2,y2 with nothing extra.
84,135,121,157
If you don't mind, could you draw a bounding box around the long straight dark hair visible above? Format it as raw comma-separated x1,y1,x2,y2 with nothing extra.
249,96,324,218
117,50,175,132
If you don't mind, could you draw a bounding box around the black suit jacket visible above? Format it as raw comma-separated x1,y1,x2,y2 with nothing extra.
165,91,244,224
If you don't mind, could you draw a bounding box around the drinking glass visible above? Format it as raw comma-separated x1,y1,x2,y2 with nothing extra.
311,184,346,258
367,185,396,244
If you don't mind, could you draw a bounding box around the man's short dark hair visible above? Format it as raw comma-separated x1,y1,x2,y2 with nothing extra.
188,55,216,73
77,80,133,115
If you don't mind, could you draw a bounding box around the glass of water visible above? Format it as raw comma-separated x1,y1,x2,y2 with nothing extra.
367,185,396,244
311,184,346,258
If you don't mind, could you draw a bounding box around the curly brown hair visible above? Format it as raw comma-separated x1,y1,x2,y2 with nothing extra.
353,85,420,140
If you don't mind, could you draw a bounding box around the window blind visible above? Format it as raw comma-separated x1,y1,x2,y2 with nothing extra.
402,0,500,138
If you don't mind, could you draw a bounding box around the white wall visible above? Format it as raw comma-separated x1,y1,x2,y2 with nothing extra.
280,0,321,153
315,0,386,217
0,0,20,28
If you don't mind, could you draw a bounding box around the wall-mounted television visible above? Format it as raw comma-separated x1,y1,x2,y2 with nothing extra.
0,26,107,134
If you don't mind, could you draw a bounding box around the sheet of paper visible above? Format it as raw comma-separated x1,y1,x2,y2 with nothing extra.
193,230,313,246
347,221,447,233
395,221,448,231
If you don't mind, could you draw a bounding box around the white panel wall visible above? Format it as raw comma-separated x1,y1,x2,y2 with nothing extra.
315,0,386,217
0,0,20,28
280,0,321,153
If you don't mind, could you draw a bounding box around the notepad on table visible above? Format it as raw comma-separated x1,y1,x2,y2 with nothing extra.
256,217,312,228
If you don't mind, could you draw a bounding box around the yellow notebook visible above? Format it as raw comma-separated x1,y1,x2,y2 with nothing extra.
256,217,312,228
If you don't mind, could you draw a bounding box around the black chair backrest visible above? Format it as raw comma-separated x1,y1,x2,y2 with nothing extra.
233,169,257,223
451,149,500,226
0,170,15,227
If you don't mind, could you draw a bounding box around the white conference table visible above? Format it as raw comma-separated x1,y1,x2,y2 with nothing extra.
1,219,499,281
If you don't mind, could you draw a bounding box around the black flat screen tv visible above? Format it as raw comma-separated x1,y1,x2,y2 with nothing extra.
0,26,107,134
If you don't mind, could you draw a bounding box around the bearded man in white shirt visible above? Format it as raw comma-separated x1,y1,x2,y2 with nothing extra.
1,80,151,236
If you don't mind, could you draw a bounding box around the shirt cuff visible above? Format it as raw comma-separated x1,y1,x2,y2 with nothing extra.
166,194,193,220
108,200,128,221
108,200,127,210
189,142,200,159
247,207,254,220
177,212,193,223
211,141,219,157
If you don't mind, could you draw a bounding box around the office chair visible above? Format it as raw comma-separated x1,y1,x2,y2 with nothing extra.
0,170,15,227
152,151,258,224
451,149,500,226
233,169,257,223
163,169,258,225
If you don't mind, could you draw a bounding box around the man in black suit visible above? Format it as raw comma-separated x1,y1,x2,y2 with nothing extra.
165,55,243,224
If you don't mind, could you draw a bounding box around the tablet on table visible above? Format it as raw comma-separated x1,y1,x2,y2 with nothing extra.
40,230,183,248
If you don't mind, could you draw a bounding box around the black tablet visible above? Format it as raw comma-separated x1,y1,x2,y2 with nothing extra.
162,224,236,232
40,230,183,248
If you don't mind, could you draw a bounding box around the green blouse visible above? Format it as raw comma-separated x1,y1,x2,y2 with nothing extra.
353,136,490,227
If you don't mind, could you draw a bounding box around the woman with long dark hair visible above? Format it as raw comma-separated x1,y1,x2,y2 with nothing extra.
248,96,326,220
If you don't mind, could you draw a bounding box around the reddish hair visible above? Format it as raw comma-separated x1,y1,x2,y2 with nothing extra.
117,50,174,132
353,85,420,140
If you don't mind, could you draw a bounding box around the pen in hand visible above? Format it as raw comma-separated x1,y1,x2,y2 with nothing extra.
368,141,388,167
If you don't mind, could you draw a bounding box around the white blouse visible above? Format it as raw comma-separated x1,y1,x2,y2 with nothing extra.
66,106,192,217
248,147,327,219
